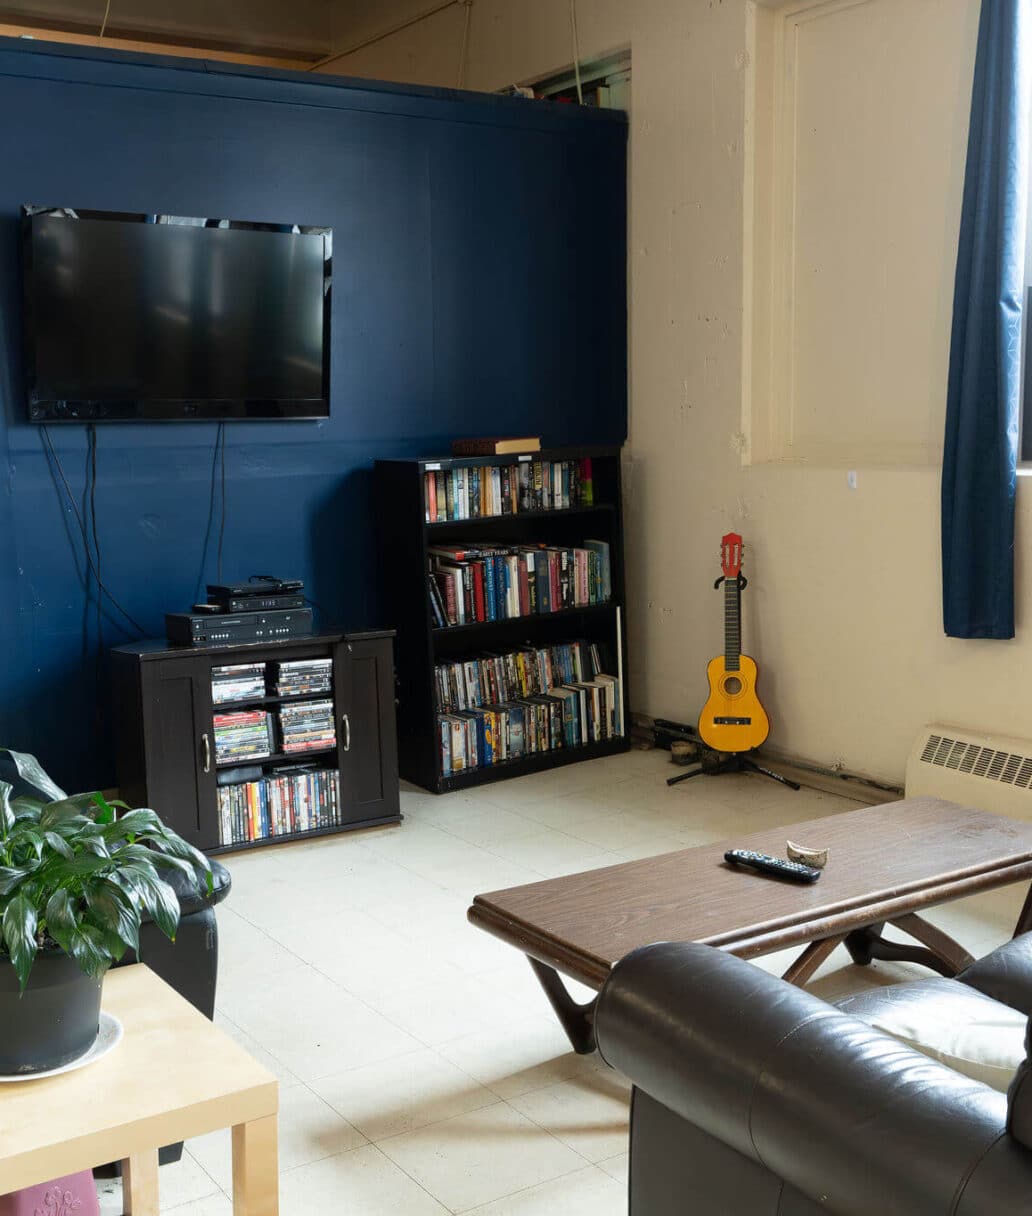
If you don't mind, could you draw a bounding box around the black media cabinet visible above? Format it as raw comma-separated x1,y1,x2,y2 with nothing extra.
111,630,400,854
375,446,630,794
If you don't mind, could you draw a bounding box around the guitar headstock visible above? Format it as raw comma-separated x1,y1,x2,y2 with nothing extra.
720,532,744,579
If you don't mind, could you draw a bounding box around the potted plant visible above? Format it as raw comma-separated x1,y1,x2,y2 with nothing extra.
0,749,211,1075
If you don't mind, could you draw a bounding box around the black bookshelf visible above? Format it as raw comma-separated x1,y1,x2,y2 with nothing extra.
375,446,630,794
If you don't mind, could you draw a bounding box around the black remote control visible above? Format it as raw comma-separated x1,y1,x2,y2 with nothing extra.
724,849,821,883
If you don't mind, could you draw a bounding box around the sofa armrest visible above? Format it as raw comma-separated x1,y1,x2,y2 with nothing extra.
596,942,1028,1216
960,933,1032,1016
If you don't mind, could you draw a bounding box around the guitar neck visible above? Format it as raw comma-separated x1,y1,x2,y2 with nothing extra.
724,576,741,671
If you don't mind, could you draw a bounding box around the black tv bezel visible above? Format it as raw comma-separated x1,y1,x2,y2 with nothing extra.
21,208,333,424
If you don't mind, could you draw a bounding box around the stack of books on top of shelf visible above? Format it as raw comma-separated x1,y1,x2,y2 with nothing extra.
272,658,332,697
279,699,336,754
428,540,611,627
217,766,341,846
213,710,273,763
211,663,266,705
423,457,594,523
434,640,622,778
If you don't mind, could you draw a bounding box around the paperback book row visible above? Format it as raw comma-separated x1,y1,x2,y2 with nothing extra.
424,457,594,523
211,658,332,706
428,540,611,627
217,767,341,846
212,699,336,763
434,640,623,776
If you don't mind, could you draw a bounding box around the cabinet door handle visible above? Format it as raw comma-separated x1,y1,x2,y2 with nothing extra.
202,732,212,774
342,713,351,752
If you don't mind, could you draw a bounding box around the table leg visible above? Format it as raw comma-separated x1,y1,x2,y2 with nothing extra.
123,1150,159,1216
1014,883,1032,938
844,916,972,978
527,956,597,1054
781,934,847,986
232,1114,279,1216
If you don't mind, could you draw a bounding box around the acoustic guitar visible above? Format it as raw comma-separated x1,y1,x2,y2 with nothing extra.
698,532,770,753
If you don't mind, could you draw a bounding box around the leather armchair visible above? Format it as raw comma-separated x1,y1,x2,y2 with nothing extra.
595,937,1032,1215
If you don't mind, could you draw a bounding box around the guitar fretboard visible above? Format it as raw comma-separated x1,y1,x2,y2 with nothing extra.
724,576,741,671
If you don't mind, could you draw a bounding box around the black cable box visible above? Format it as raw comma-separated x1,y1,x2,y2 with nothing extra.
210,592,306,613
207,578,304,599
166,608,314,648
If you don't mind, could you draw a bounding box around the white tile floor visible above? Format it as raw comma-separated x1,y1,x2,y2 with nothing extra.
96,748,1025,1215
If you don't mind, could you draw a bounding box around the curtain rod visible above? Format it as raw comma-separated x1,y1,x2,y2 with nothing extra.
310,0,463,71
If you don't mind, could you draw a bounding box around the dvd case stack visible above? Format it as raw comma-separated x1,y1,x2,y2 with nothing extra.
434,640,623,776
272,658,333,697
278,699,336,754
212,710,273,763
211,663,266,705
423,457,594,523
217,767,341,845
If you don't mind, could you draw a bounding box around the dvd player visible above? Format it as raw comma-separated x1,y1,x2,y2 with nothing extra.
166,607,314,648
210,592,306,613
207,578,304,599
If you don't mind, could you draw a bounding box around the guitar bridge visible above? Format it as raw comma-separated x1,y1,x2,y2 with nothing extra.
714,716,752,725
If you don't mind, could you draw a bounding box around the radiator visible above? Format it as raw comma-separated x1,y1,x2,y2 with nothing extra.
905,724,1032,820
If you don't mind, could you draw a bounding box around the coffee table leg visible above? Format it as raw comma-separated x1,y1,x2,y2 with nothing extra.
1014,883,1032,938
527,957,597,1054
123,1150,159,1216
781,935,847,986
844,917,973,978
232,1114,279,1215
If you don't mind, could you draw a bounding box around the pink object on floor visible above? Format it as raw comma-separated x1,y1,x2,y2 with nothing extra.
0,1174,100,1216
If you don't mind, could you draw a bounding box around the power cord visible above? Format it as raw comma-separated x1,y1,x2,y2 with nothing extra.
98,0,112,38
569,0,584,104
217,423,227,583
41,424,146,637
196,421,226,600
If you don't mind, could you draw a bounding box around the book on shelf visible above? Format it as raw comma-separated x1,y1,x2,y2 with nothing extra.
212,710,273,763
434,639,623,777
217,766,341,846
428,540,611,627
450,436,542,456
271,658,332,697
211,663,266,705
423,457,594,523
278,698,336,754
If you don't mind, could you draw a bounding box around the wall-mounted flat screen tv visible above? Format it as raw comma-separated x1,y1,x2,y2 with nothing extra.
22,208,332,422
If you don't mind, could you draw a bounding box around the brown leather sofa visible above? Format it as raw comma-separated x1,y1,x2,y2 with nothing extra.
595,937,1032,1215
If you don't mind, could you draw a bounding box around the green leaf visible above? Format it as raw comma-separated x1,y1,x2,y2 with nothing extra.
43,831,73,859
90,792,116,825
61,924,111,978
0,780,13,837
0,865,31,896
1,750,66,803
39,794,100,830
2,893,38,990
102,808,162,840
120,870,180,941
85,881,141,953
44,888,80,948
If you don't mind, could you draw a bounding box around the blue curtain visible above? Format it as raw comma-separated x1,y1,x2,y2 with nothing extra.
942,0,1031,639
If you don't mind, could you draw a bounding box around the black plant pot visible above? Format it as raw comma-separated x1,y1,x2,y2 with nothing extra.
0,949,103,1075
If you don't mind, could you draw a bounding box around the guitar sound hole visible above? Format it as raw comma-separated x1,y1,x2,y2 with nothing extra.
723,676,743,696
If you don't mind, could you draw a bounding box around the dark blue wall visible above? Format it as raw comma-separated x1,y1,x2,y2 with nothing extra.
0,41,627,793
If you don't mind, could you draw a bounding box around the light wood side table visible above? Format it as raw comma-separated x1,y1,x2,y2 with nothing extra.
0,965,278,1215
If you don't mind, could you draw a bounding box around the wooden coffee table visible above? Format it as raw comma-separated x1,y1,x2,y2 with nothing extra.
469,798,1032,1053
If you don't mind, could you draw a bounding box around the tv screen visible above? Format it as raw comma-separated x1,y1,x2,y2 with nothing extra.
22,209,332,422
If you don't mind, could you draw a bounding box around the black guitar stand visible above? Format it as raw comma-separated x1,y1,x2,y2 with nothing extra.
666,748,801,789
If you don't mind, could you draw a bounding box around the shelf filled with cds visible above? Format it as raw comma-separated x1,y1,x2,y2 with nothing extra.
111,630,400,854
375,446,630,793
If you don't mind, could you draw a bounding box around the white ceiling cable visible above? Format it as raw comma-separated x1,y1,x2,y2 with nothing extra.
569,0,584,104
98,0,112,38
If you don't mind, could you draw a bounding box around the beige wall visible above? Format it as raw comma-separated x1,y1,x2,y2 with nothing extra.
324,0,1032,786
